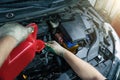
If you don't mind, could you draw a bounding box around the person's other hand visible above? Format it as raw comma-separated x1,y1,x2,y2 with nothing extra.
46,41,66,57
0,22,33,45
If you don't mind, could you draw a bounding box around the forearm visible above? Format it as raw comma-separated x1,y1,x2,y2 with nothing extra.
0,36,17,67
63,49,106,80
46,41,106,80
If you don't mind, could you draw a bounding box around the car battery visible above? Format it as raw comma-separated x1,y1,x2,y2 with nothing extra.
0,23,45,80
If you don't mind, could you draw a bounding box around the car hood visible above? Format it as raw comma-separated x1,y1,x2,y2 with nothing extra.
1,0,88,23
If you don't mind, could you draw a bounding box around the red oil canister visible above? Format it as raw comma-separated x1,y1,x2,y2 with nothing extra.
0,23,45,80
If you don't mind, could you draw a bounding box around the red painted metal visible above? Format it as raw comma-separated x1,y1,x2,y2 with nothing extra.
0,23,45,80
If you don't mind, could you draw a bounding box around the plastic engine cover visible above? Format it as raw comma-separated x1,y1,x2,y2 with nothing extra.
0,23,45,80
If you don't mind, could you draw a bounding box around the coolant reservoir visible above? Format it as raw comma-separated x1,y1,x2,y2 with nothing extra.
0,23,45,80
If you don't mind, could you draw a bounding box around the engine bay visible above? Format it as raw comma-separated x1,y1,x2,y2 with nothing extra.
13,2,117,80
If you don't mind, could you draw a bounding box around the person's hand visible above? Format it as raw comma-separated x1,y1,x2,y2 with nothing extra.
0,22,33,45
46,41,66,57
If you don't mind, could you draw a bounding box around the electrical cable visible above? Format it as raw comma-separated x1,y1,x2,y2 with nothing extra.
86,28,97,62
106,31,115,78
